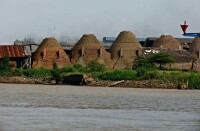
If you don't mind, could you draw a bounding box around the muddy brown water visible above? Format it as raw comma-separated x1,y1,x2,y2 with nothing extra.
0,84,200,131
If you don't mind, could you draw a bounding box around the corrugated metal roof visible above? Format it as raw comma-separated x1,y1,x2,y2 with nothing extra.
0,45,27,58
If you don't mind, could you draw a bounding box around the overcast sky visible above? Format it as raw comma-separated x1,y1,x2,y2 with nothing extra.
0,0,199,44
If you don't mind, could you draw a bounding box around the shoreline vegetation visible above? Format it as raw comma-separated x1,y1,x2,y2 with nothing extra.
0,56,200,89
0,62,199,89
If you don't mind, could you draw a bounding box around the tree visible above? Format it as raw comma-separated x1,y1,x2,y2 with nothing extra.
87,61,106,72
148,52,174,69
51,61,61,84
0,56,12,75
133,56,156,70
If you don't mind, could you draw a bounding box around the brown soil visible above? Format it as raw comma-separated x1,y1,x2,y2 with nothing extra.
0,76,179,89
0,76,44,84
87,80,177,89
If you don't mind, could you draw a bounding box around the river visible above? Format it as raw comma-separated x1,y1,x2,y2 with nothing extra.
0,84,200,131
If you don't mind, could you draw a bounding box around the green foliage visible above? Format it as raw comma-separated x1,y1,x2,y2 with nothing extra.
0,56,13,75
12,68,24,76
133,56,157,70
53,61,58,70
23,68,51,77
51,62,62,84
98,70,136,81
87,61,106,72
135,67,148,78
60,64,88,75
51,69,62,84
148,52,174,69
73,64,88,73
61,65,75,73
188,73,200,89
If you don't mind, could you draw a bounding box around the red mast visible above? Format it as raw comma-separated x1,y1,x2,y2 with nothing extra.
180,21,188,34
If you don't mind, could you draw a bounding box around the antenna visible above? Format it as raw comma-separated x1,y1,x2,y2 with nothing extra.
54,21,56,38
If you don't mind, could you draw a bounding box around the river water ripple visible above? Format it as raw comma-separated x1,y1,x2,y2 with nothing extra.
0,84,200,131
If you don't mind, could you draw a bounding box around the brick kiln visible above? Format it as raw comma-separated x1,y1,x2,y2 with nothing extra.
189,37,200,58
110,31,142,69
71,34,112,68
152,35,182,50
32,37,71,69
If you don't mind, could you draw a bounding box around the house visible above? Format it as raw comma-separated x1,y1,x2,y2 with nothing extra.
0,45,31,68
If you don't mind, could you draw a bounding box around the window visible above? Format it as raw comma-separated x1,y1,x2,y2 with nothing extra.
56,51,59,59
40,52,44,59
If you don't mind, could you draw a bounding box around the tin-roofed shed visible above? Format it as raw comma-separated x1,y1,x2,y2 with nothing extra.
0,45,31,68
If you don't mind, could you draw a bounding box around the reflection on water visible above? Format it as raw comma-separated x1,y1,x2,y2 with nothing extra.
0,84,200,130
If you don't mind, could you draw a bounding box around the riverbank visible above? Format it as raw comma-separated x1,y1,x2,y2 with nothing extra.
0,76,187,89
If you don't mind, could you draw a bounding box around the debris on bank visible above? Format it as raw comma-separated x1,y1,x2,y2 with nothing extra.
0,76,192,89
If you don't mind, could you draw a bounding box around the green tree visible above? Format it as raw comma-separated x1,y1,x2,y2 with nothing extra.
51,61,61,84
87,61,106,72
0,55,12,75
148,52,174,69
133,56,156,70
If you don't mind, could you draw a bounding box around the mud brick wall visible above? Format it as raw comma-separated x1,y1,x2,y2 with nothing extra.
32,38,71,69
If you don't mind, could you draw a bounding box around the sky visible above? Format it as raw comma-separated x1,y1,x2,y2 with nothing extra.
0,0,200,44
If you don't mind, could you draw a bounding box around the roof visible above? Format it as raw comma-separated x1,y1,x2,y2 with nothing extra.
143,47,194,63
110,31,142,53
145,37,193,47
73,34,102,50
152,35,182,49
176,38,193,44
38,37,61,48
0,45,28,58
146,37,159,41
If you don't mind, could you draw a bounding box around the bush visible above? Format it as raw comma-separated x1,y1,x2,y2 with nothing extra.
87,61,106,72
51,69,62,83
73,64,88,73
12,68,24,76
60,64,88,75
135,67,148,78
133,56,157,70
0,56,13,75
98,70,136,81
23,68,51,77
52,62,62,83
61,65,75,73
188,73,200,89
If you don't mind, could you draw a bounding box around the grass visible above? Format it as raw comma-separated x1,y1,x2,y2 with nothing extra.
8,65,200,89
